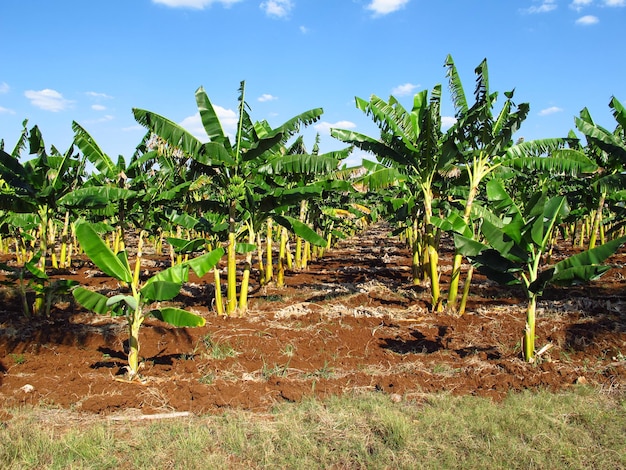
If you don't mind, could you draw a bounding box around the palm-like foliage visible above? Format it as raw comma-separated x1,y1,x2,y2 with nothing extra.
332,85,452,310
441,55,592,313
133,82,329,314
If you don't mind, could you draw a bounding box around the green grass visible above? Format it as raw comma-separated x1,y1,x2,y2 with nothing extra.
1,387,624,469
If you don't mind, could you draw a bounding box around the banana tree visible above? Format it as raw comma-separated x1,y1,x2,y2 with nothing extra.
133,82,328,315
456,179,626,362
73,223,223,380
572,97,626,248
0,123,85,313
440,55,585,313
332,85,453,310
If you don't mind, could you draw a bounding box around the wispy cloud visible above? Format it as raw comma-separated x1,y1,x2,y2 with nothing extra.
258,93,277,102
604,0,626,5
539,106,564,116
391,83,419,96
0,106,15,115
315,120,356,134
366,0,410,16
299,25,309,34
91,104,107,111
24,89,73,112
523,0,557,13
0,82,9,94
180,105,238,139
570,0,593,11
86,91,113,100
576,14,599,23
152,0,241,9
260,0,293,18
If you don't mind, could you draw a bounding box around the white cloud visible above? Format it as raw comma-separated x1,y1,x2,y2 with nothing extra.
524,0,557,13
152,0,241,8
91,104,107,111
570,0,593,10
391,83,419,96
24,89,73,112
258,93,277,102
366,0,410,15
0,82,9,94
260,0,293,18
180,105,238,139
86,91,113,100
441,116,457,129
299,25,309,34
604,0,625,6
0,106,15,115
576,14,599,23
315,120,357,134
538,106,563,116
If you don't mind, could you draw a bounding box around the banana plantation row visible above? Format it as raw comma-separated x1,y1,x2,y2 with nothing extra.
0,56,624,378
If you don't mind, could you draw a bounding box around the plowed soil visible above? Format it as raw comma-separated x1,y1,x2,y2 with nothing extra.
1,224,625,418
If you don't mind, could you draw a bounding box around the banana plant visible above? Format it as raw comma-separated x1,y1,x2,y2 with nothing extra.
572,97,626,248
332,84,453,310
0,123,85,313
0,252,78,317
133,82,328,315
440,55,589,313
456,179,626,363
72,223,224,380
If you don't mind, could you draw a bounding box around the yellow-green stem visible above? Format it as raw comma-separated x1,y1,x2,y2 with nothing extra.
226,201,237,315
523,295,537,362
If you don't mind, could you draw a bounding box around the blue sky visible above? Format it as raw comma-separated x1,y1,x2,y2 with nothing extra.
1,0,624,167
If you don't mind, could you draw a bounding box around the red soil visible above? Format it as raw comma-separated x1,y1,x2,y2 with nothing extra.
1,225,625,417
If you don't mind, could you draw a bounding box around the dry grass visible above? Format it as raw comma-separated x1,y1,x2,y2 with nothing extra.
2,387,625,469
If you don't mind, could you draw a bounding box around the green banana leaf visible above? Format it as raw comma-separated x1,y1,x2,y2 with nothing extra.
150,307,206,327
166,237,207,254
59,187,137,208
235,243,257,254
107,294,137,311
551,236,626,285
185,247,225,278
145,263,189,286
140,281,182,303
274,214,327,247
75,223,132,283
72,287,113,315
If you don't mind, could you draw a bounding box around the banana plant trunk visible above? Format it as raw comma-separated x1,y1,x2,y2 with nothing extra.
523,294,538,363
588,192,606,249
238,224,255,314
265,218,274,284
226,200,237,315
127,306,144,379
423,191,441,311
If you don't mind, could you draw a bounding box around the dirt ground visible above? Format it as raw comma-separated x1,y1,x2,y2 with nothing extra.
1,224,625,418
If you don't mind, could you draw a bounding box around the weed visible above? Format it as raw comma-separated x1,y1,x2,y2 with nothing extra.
262,358,291,379
199,372,216,385
201,334,238,360
281,343,296,358
9,353,26,365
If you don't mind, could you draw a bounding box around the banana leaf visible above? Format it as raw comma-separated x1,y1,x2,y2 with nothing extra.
72,287,112,315
75,223,132,283
150,307,206,327
185,248,225,278
274,214,327,247
140,281,182,303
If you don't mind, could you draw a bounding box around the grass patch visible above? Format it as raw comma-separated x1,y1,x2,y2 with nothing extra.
200,334,238,360
1,387,625,469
